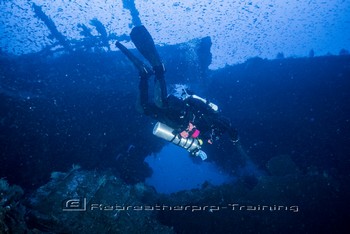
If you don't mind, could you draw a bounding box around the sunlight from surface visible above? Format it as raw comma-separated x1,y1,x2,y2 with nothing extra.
1,0,349,69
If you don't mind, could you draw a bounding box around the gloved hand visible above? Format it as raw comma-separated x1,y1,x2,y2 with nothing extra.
195,150,207,160
228,127,239,144
231,136,239,145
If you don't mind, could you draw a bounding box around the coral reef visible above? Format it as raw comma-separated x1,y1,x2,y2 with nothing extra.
0,179,27,233
26,168,173,233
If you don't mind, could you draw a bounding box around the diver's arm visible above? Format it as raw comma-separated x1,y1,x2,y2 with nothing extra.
213,116,239,144
228,127,239,143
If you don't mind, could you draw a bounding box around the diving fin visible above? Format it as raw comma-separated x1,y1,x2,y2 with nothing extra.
130,25,162,67
115,41,153,76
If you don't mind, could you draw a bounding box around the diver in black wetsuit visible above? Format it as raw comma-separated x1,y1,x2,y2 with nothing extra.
116,26,238,160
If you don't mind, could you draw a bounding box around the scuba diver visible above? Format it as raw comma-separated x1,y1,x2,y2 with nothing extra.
115,26,238,160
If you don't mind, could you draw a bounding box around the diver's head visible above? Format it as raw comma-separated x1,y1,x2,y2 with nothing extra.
172,84,192,100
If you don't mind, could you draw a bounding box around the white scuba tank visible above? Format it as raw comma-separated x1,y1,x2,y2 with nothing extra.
153,122,201,152
152,122,207,160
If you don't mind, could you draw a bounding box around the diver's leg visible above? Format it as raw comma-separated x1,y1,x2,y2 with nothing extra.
115,41,153,77
128,26,167,107
138,73,165,116
136,74,149,113
153,64,168,108
115,41,152,113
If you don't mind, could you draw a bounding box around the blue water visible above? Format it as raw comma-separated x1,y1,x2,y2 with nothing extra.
0,0,350,233
145,144,233,194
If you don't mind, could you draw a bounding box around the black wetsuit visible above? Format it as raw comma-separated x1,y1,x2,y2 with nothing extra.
137,66,238,144
115,26,238,144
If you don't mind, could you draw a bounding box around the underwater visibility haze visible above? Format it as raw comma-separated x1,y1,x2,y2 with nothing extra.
0,0,350,233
